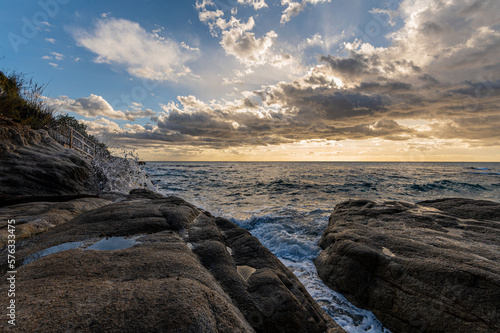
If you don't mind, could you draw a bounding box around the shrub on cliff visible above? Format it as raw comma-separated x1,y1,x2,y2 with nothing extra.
0,69,109,155
0,70,55,129
52,114,109,155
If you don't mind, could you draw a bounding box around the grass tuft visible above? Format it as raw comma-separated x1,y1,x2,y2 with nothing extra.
0,70,55,129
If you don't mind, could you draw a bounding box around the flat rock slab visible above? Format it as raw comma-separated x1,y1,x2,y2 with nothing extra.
1,189,342,333
315,198,500,333
0,197,112,246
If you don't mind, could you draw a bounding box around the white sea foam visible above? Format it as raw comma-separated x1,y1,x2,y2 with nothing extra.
93,150,156,193
282,259,391,333
233,213,390,332
146,161,500,332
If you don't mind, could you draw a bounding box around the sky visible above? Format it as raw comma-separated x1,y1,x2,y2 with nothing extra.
1,0,500,161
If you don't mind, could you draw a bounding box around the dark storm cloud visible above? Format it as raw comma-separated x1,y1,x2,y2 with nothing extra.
448,79,500,98
319,53,379,77
320,53,420,80
157,109,235,136
418,74,439,86
356,82,413,92
299,92,389,120
88,66,500,150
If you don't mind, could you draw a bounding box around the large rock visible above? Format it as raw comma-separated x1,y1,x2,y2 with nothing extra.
1,190,342,333
315,198,500,333
0,196,112,246
0,121,99,197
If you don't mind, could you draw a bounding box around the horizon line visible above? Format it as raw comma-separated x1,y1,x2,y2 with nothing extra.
139,160,500,163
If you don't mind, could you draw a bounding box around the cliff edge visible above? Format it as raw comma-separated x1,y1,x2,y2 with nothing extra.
0,119,99,197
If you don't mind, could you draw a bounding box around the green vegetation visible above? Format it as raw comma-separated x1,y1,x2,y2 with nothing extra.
53,114,109,154
0,69,108,154
0,70,54,129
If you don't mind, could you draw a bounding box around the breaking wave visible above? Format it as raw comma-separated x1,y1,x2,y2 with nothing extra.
142,161,500,332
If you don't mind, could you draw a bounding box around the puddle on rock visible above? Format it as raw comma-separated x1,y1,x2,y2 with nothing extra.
85,236,140,251
22,236,141,266
23,241,85,265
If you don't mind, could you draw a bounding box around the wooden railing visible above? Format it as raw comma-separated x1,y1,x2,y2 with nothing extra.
48,125,96,159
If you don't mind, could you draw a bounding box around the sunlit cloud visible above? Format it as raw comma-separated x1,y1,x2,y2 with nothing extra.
32,0,500,160
195,2,296,70
73,18,198,81
44,94,155,121
280,0,331,24
237,0,268,10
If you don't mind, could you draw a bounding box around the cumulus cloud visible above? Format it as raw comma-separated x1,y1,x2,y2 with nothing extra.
81,0,500,153
320,52,421,84
181,41,200,52
273,0,500,145
44,94,155,121
196,1,295,70
198,8,224,23
300,33,323,49
142,87,417,148
221,21,279,66
280,0,331,24
143,37,500,148
82,117,127,134
237,0,268,10
378,0,500,82
73,18,197,81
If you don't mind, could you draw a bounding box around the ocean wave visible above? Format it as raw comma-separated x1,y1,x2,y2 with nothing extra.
231,215,320,261
410,179,488,192
232,210,390,332
142,161,500,333
159,185,184,192
466,171,500,176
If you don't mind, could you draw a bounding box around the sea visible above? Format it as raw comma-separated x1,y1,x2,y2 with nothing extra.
139,162,500,333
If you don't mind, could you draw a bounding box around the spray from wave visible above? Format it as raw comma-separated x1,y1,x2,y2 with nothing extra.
92,150,156,194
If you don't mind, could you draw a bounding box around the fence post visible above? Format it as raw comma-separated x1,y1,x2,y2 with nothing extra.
49,124,96,159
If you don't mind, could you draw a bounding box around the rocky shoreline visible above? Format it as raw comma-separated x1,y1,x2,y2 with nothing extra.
315,199,500,332
1,189,342,332
1,123,499,332
0,123,343,332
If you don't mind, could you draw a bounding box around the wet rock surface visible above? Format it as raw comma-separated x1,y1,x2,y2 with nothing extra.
315,198,500,333
1,189,342,333
0,122,99,197
0,197,112,246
